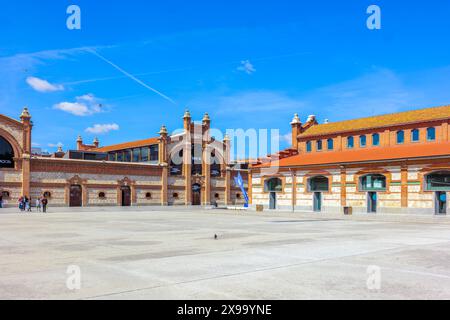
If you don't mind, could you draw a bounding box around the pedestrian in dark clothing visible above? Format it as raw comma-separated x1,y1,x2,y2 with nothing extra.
41,197,48,213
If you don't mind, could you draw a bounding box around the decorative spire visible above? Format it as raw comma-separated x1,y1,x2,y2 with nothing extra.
57,145,63,153
202,112,211,122
159,125,168,136
291,113,301,125
77,135,83,142
20,107,31,120
183,109,191,119
224,134,230,142
93,137,99,144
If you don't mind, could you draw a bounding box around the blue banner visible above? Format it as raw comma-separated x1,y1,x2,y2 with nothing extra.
234,172,249,207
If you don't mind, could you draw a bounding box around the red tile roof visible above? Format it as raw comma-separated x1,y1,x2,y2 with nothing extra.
254,142,450,168
94,137,159,153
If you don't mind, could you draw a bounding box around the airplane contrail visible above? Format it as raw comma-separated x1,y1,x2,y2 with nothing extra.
88,49,177,105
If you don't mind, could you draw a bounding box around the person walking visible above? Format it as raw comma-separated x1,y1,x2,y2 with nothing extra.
26,197,32,212
41,197,48,213
36,198,41,212
18,196,24,212
0,194,3,209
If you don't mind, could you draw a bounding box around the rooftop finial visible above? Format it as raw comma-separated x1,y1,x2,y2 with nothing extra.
20,107,31,119
183,109,191,119
203,112,210,122
291,113,301,125
159,125,168,135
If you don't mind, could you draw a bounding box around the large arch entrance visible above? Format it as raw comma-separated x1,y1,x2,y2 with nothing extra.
0,136,14,169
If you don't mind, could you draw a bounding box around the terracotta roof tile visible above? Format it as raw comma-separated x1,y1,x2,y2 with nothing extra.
94,137,159,153
300,105,450,138
254,142,450,168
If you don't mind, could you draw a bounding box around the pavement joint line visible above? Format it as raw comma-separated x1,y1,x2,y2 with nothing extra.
82,244,411,299
81,237,450,299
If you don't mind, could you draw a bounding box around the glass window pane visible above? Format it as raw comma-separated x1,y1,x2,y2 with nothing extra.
124,150,131,162
141,147,149,162
306,141,312,152
309,176,329,192
149,145,159,162
133,148,140,162
360,135,366,147
317,140,322,151
397,131,404,144
427,128,436,141
372,134,380,146
347,137,354,149
360,174,386,191
327,139,334,150
411,129,420,142
117,152,123,162
426,172,450,191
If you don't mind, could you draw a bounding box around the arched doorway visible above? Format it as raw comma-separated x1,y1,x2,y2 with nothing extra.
70,185,82,207
121,186,131,207
0,136,14,169
360,174,387,213
192,183,201,206
265,177,283,210
308,176,329,212
425,171,450,215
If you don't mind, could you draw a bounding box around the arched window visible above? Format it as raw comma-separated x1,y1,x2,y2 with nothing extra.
396,130,405,144
427,127,436,141
347,136,354,149
425,171,450,191
360,135,367,147
265,178,283,192
306,141,312,153
316,140,323,151
308,176,329,192
210,151,221,177
327,139,334,150
170,149,183,176
360,174,387,191
411,129,420,142
0,136,14,169
372,133,380,146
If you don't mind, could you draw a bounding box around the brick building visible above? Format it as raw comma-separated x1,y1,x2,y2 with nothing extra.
0,109,247,208
250,105,450,215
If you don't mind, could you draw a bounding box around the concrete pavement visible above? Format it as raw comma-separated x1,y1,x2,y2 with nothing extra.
0,207,450,299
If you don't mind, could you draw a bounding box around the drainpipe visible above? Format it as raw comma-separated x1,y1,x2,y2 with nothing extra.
290,168,296,213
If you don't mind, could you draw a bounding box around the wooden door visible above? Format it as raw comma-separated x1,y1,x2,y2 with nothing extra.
70,185,82,207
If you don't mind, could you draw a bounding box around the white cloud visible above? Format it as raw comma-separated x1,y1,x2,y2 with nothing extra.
53,94,104,116
237,60,256,74
26,76,64,92
85,123,119,135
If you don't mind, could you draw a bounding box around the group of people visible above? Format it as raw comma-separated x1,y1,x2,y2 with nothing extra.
18,196,48,213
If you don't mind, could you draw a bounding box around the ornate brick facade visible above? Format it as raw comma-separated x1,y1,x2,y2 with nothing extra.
0,108,247,208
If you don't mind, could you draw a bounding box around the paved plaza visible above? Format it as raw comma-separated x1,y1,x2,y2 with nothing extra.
1,207,450,300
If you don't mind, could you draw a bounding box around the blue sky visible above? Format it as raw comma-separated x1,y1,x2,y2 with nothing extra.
1,0,450,157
